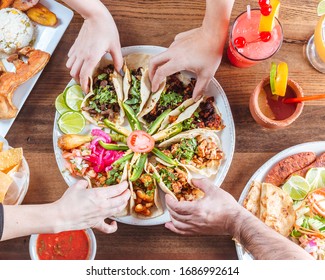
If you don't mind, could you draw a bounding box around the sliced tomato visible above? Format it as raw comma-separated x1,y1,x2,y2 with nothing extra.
127,130,155,153
308,188,325,217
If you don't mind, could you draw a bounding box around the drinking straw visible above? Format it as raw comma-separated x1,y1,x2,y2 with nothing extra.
247,5,251,19
283,94,325,104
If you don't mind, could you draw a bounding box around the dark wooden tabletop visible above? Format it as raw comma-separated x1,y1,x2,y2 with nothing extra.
1,0,325,260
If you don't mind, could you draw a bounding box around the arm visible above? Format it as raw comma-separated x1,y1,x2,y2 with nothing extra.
165,178,313,260
149,0,235,100
0,180,130,241
62,0,123,93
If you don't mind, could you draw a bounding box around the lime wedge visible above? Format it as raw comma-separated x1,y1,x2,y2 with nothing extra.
270,62,277,94
55,93,70,115
306,167,325,190
282,175,311,200
64,85,84,111
317,0,325,16
58,111,85,134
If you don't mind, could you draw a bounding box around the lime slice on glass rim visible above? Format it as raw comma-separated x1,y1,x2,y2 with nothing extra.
55,93,70,115
64,84,84,111
58,111,86,134
317,0,325,16
306,167,325,190
282,175,311,200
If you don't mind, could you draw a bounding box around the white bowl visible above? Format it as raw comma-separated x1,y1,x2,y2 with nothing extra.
29,228,97,260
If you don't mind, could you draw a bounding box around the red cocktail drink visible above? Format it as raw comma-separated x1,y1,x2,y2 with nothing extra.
227,9,283,68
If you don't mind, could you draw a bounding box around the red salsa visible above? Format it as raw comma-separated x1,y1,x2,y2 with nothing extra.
36,230,90,260
258,84,297,120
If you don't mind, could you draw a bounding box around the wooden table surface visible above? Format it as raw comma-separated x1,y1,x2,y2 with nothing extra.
1,0,325,260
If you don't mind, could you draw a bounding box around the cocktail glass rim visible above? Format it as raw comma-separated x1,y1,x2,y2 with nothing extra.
229,9,284,62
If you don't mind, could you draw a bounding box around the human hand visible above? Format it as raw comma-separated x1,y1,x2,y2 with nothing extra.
66,10,123,93
149,27,224,100
54,180,130,234
165,178,241,235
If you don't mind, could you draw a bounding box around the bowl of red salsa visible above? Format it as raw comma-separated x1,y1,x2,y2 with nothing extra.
29,229,96,260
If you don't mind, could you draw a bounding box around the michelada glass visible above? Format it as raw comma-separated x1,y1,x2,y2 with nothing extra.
306,15,325,73
227,9,283,68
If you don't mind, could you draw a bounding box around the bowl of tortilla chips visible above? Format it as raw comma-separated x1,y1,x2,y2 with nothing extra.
0,136,29,205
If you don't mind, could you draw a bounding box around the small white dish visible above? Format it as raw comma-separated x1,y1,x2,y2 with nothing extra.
29,228,97,260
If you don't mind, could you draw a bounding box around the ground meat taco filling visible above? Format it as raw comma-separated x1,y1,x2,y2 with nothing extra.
162,136,223,169
82,65,120,122
143,73,195,123
132,173,157,216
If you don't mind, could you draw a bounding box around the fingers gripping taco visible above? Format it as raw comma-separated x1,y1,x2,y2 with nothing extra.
150,159,204,201
123,53,152,116
128,153,163,219
158,129,223,178
81,60,124,126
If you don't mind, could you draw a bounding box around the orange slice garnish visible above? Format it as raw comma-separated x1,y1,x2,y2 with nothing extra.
259,0,281,32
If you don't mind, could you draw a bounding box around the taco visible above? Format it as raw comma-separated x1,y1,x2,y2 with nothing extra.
81,59,124,126
58,130,130,216
150,159,204,201
158,129,223,177
153,96,224,142
123,53,152,116
139,73,196,124
129,153,163,219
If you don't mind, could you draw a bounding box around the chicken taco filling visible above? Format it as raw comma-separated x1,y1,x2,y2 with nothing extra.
155,164,202,201
132,173,158,217
82,65,121,122
143,73,195,123
124,68,143,115
161,135,223,170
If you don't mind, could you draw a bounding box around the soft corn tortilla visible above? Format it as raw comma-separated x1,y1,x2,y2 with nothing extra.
81,58,124,126
128,155,163,219
122,53,152,116
158,128,223,178
259,183,295,237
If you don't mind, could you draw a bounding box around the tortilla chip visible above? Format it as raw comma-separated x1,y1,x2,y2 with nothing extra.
243,181,262,217
259,183,295,237
0,142,3,152
0,148,23,172
0,170,13,203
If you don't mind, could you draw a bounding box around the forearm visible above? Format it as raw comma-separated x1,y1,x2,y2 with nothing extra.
230,208,313,260
1,203,62,241
62,0,109,19
203,0,234,41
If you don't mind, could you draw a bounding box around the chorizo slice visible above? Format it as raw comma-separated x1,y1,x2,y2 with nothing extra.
295,152,325,177
264,152,316,186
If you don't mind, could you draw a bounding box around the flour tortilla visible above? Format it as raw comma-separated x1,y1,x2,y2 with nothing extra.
128,154,163,219
259,183,296,237
243,181,262,218
138,72,194,124
150,158,204,201
158,129,223,177
122,53,152,116
81,58,124,126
